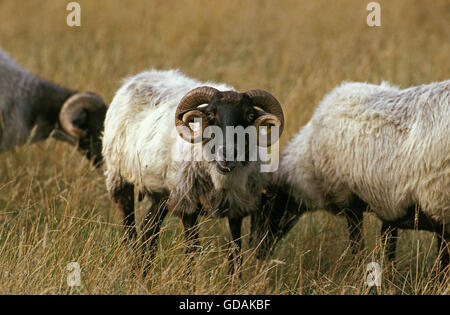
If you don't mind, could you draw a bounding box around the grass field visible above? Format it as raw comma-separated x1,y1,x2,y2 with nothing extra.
0,0,449,294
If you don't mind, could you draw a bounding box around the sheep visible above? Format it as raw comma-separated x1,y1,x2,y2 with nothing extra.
251,80,450,271
0,48,107,166
102,69,285,273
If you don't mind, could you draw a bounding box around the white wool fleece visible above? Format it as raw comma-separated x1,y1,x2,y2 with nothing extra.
277,80,449,229
102,69,267,218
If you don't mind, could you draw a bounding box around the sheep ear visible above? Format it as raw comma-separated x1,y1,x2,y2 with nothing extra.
253,105,265,112
253,107,267,119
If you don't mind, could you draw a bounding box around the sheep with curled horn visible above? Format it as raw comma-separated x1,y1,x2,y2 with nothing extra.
251,80,450,272
0,48,106,166
102,69,284,274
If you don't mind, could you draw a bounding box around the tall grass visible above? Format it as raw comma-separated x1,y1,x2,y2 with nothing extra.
0,0,448,294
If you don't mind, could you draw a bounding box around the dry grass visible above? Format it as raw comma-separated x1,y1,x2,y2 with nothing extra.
0,0,449,294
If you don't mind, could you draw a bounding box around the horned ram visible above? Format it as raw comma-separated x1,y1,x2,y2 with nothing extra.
102,69,284,272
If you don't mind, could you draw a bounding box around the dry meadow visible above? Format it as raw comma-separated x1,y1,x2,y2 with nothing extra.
0,0,449,294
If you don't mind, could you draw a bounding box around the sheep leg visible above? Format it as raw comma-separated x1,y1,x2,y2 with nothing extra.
112,182,137,243
343,208,364,254
381,222,398,262
436,232,450,272
141,197,168,257
182,212,200,255
227,217,242,276
139,198,168,277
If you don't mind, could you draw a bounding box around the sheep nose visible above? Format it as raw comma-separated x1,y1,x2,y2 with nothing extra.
216,145,239,162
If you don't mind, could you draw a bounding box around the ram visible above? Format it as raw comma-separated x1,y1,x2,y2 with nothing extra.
251,80,450,270
0,48,106,166
102,69,284,272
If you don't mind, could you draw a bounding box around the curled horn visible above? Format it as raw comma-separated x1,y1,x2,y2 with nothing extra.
59,92,105,139
175,86,219,143
245,89,284,146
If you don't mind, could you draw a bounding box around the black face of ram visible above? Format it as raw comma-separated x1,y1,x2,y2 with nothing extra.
175,86,284,173
55,91,108,168
199,93,262,174
75,105,107,167
250,185,303,259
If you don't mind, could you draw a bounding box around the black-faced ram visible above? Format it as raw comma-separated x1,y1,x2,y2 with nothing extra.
102,69,284,273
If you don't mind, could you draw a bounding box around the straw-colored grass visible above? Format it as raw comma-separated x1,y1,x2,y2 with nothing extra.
0,0,448,294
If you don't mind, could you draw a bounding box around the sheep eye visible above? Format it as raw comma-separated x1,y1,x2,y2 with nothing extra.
247,113,255,121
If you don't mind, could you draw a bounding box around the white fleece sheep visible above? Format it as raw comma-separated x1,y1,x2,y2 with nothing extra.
252,80,449,266
280,80,449,227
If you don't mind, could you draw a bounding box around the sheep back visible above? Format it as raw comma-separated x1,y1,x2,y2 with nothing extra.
279,80,449,227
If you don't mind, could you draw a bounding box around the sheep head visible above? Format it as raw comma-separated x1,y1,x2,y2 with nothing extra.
57,92,107,167
175,86,284,174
